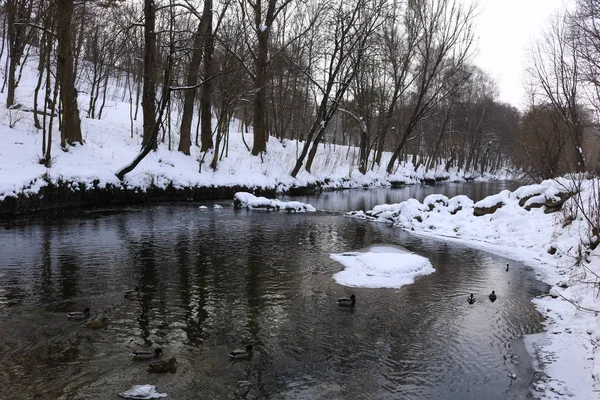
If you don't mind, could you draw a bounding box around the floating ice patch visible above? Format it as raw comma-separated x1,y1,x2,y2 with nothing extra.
117,384,167,399
331,246,435,288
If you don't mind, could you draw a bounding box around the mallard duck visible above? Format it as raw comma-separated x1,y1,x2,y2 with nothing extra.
489,290,497,302
125,287,140,298
467,293,475,304
228,344,253,359
132,347,163,360
336,294,356,306
84,317,108,329
147,357,178,373
67,307,90,320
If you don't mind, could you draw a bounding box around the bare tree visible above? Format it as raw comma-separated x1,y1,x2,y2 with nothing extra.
5,0,33,109
518,103,571,181
178,1,212,155
385,0,475,174
373,1,418,166
238,0,301,156
571,0,600,122
141,0,157,149
55,0,83,147
290,0,384,177
530,14,586,173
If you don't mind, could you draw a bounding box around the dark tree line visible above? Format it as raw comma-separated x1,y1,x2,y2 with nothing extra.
0,0,527,179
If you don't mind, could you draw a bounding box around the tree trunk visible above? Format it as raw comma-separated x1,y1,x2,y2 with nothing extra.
178,11,208,155
200,0,214,152
358,126,369,174
142,0,157,149
117,60,171,180
305,131,324,173
56,0,83,147
291,120,321,177
252,29,269,155
6,0,30,109
386,124,414,174
427,103,453,170
571,121,586,172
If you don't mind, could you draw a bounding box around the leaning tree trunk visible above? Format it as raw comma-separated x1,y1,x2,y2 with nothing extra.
117,56,172,180
305,131,324,173
56,0,82,147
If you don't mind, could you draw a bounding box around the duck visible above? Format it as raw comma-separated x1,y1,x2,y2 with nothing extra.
125,287,140,298
147,357,178,373
132,348,163,360
67,307,90,320
489,290,497,302
84,317,108,329
336,294,356,306
228,344,253,359
467,293,475,304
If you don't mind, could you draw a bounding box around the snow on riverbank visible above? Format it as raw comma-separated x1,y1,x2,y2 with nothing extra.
0,45,512,205
347,177,600,398
233,192,316,212
330,245,435,288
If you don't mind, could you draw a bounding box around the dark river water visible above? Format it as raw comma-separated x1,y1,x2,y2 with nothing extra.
0,182,548,399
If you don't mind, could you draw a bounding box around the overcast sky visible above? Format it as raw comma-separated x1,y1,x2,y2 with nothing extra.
472,0,569,109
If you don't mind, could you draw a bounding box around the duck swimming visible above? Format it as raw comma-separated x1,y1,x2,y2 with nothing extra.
336,294,356,306
467,293,475,304
489,290,497,302
84,317,108,329
67,307,90,320
132,348,163,360
147,357,178,373
125,287,140,298
229,344,253,359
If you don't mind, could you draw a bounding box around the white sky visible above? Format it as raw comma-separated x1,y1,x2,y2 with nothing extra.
472,0,569,109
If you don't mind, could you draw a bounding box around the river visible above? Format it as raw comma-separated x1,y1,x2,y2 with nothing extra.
0,182,548,399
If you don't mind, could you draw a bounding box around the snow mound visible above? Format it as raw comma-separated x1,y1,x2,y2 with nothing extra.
233,192,316,212
331,247,435,288
118,384,167,399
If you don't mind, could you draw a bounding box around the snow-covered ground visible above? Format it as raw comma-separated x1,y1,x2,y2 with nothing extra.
0,45,510,204
347,177,600,398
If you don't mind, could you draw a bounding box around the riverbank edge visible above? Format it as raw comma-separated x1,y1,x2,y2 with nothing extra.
397,228,596,399
0,174,460,217
0,172,463,217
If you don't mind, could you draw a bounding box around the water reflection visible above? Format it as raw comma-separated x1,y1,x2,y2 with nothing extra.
283,181,519,213
0,184,546,399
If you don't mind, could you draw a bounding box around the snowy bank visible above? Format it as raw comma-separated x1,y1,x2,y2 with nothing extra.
331,245,435,288
233,192,316,212
0,43,513,215
347,178,600,398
